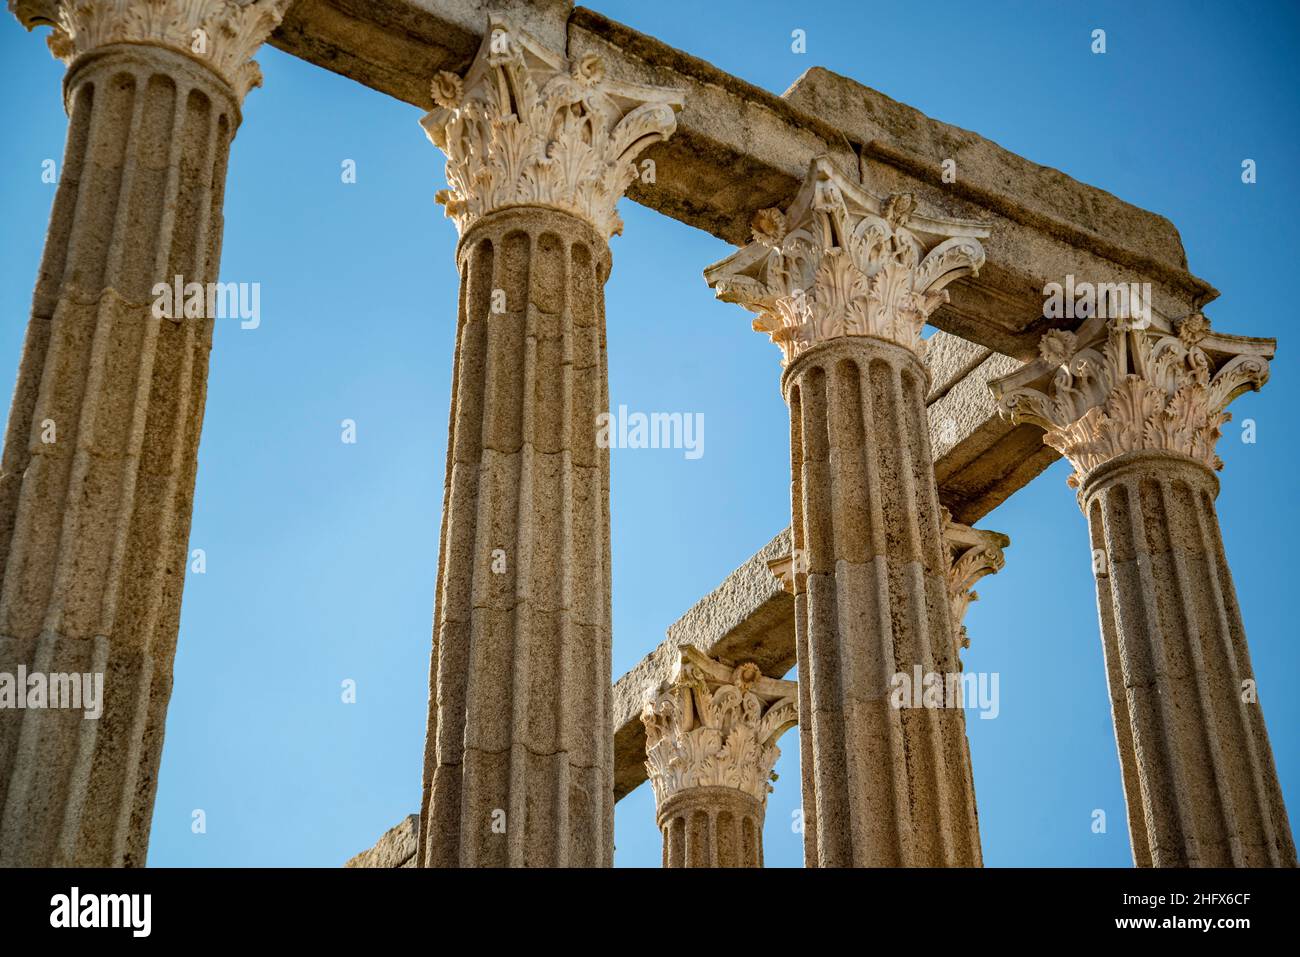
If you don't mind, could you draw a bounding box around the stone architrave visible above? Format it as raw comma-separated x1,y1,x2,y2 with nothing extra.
416,15,682,868
0,0,289,868
992,313,1296,867
705,156,990,867
641,647,797,867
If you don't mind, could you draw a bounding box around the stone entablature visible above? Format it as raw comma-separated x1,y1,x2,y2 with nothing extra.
991,313,1273,488
641,647,797,808
10,0,291,101
6,0,1291,873
420,14,683,240
703,156,989,364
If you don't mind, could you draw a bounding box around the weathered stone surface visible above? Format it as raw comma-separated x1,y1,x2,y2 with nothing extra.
990,315,1293,868
783,336,980,867
1080,452,1295,867
1,1,283,866
346,814,420,868
267,2,1217,359
421,204,618,868
657,786,765,868
930,350,1056,522
705,158,988,866
416,17,682,867
782,68,1215,358
782,66,1197,275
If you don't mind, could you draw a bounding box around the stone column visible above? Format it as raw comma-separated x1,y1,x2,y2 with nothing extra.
641,647,797,868
0,0,288,867
993,314,1296,867
770,518,1007,870
706,157,990,867
416,16,681,868
939,513,1007,865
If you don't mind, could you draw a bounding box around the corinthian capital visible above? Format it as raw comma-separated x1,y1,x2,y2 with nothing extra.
419,14,683,240
641,647,797,808
943,510,1008,658
703,156,990,365
9,0,292,101
990,313,1273,488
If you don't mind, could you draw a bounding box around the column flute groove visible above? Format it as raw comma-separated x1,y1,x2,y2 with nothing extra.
417,16,681,867
0,0,290,867
995,315,1296,866
708,158,991,866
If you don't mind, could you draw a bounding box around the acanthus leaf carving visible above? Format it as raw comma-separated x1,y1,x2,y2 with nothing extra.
941,509,1009,661
703,156,991,365
641,648,797,809
10,0,292,101
420,15,683,240
993,315,1272,487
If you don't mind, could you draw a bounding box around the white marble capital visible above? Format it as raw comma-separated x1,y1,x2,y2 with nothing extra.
991,312,1272,488
9,0,291,101
641,647,797,808
704,156,989,365
420,14,683,240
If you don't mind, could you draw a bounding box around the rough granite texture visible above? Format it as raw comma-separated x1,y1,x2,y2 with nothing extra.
1081,451,1296,867
658,786,764,868
0,44,241,867
346,814,419,868
783,337,979,867
421,207,616,868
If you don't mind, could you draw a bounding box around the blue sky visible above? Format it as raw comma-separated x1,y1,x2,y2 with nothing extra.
1,0,1297,867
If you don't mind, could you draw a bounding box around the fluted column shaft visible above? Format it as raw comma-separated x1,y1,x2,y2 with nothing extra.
0,42,239,867
785,336,980,867
423,206,613,867
1083,450,1296,867
659,787,764,868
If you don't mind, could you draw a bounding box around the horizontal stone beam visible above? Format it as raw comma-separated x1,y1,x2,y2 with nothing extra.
345,814,419,867
268,2,1217,358
780,68,1215,356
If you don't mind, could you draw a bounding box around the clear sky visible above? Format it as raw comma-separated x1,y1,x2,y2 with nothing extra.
1,0,1297,867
